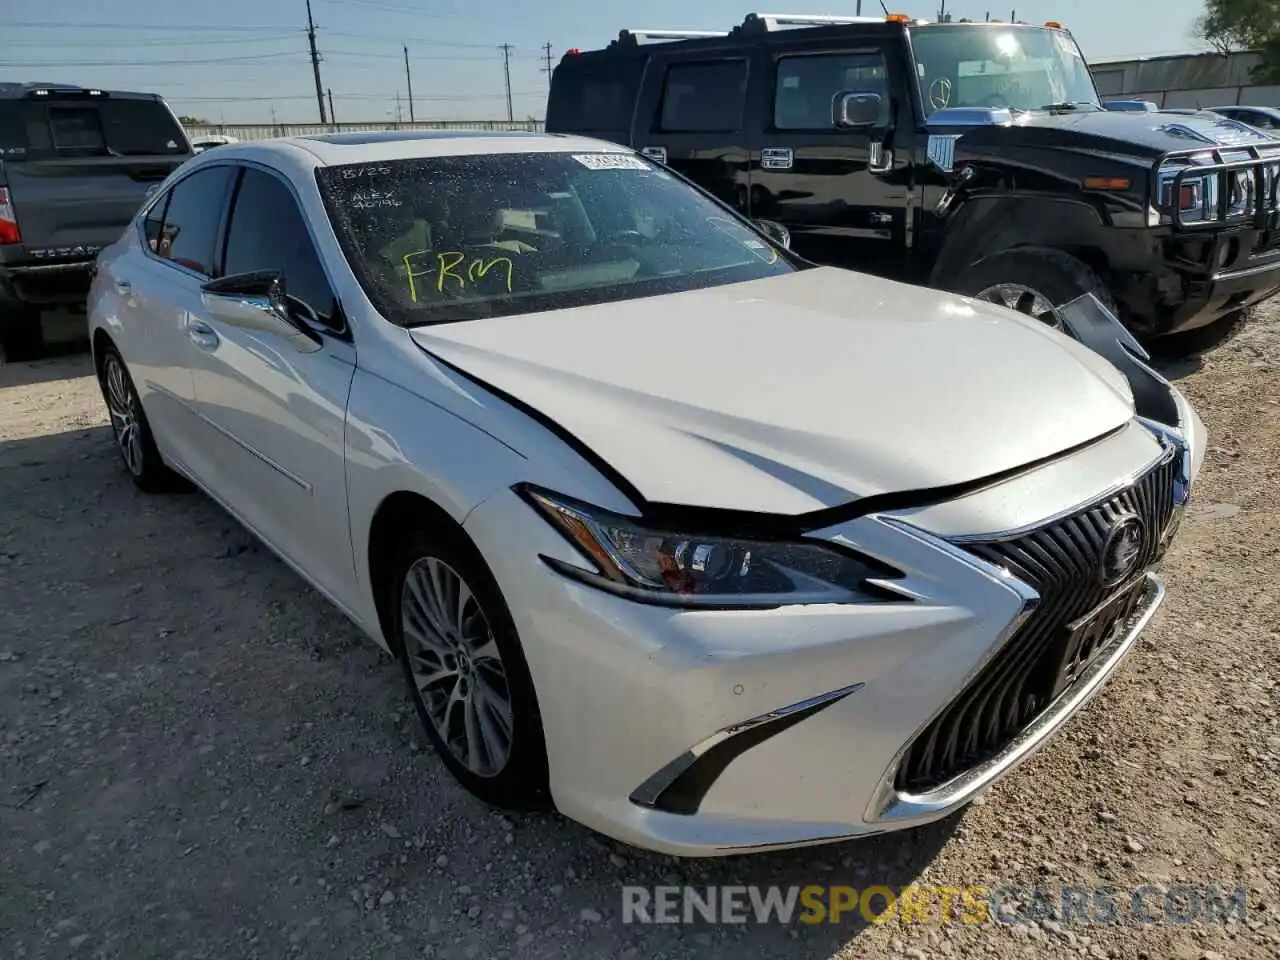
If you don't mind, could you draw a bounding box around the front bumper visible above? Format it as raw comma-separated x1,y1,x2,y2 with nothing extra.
463,407,1199,857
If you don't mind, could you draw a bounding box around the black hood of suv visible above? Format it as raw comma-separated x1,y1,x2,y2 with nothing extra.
951,109,1278,161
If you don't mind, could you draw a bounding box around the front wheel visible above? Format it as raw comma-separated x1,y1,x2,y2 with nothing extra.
949,248,1115,331
388,524,551,810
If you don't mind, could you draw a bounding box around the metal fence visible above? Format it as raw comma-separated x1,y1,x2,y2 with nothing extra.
1091,50,1280,109
184,119,545,142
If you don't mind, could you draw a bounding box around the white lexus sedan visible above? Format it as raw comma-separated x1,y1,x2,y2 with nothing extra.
87,131,1205,857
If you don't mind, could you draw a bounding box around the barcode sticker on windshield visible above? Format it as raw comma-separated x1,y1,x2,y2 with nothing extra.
571,153,651,171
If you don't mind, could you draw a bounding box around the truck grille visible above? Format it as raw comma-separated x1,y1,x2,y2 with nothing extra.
894,450,1180,795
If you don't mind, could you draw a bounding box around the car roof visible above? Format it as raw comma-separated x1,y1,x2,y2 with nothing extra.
231,130,634,166
0,81,163,101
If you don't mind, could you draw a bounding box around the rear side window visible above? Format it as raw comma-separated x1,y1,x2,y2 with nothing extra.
223,169,339,328
658,60,748,132
0,96,189,161
774,52,890,130
546,57,643,136
150,166,233,276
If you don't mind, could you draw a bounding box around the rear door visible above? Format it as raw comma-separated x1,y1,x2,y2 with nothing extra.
0,93,191,261
632,54,753,213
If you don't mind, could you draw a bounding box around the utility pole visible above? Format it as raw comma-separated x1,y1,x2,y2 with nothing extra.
306,0,327,123
327,88,336,124
499,42,514,122
403,45,416,122
395,91,403,123
540,41,554,90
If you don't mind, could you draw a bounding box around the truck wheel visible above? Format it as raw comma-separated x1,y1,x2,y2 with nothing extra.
1145,310,1248,359
0,305,45,363
950,249,1115,330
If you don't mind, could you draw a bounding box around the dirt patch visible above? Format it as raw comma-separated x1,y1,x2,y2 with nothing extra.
1,310,1278,959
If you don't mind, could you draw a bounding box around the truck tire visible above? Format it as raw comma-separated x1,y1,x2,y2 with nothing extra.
0,304,45,363
948,248,1115,331
1146,309,1248,359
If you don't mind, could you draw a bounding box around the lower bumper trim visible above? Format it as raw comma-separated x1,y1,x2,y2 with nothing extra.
867,572,1165,824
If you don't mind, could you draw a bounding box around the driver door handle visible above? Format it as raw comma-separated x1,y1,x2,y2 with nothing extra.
188,318,220,350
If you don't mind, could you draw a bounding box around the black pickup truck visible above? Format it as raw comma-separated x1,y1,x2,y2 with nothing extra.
546,13,1280,356
0,83,193,361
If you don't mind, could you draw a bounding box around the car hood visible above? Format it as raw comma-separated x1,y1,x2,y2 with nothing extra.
409,267,1136,516
953,108,1278,161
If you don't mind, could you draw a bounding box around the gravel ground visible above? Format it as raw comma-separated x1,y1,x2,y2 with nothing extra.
1,307,1278,960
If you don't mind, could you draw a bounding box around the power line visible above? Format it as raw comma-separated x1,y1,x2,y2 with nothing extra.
306,0,328,123
0,53,310,67
403,45,415,122
541,41,554,90
498,42,514,122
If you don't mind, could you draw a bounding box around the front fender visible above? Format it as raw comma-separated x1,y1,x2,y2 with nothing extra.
928,193,1110,287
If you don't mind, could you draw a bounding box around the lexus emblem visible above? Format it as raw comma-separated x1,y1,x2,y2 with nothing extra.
1100,514,1146,588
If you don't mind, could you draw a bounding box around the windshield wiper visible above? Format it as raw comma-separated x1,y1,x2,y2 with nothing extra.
1039,101,1098,112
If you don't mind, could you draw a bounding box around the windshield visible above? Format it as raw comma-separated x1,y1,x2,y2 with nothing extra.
316,151,799,326
0,97,190,160
908,24,1099,116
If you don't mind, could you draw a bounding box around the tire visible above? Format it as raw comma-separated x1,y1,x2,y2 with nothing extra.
96,344,182,493
949,248,1116,330
0,304,45,363
387,523,551,811
1145,309,1248,360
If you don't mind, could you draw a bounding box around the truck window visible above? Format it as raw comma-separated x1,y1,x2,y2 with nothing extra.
0,97,189,160
909,25,1099,115
774,52,890,130
547,58,644,137
657,60,748,133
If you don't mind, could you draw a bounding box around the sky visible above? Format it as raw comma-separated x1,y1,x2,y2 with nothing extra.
1,0,1211,125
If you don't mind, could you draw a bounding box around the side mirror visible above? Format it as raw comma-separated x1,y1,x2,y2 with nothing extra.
755,218,790,250
200,270,323,353
835,91,884,129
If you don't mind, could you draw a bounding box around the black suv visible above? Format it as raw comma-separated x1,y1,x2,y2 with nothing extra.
0,83,193,360
546,14,1280,356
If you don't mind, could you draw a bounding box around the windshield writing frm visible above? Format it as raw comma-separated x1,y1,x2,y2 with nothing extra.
403,250,516,301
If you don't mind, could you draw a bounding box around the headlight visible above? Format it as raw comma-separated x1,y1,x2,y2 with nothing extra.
522,487,903,608
1157,167,1213,221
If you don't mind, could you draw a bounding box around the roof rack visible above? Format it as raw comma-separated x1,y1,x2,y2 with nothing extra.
741,12,899,30
622,29,730,44
614,12,928,46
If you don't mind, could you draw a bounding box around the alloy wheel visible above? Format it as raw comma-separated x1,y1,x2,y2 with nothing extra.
400,556,514,777
974,282,1063,329
103,355,145,477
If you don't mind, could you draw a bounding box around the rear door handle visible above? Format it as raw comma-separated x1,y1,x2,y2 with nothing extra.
188,319,220,350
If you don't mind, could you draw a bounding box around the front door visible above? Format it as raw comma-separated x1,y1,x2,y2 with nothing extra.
185,164,358,606
633,55,753,215
748,41,915,268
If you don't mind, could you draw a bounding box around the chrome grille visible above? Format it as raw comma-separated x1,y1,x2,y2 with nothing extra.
894,450,1180,795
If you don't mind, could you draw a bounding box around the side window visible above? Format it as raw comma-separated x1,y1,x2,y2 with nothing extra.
223,168,339,329
153,166,233,276
774,52,890,130
658,60,748,133
142,192,170,253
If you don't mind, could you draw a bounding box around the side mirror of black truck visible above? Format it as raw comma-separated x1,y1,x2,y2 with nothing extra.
834,91,884,129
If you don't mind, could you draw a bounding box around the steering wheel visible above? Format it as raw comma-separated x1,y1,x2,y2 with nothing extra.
979,92,1010,108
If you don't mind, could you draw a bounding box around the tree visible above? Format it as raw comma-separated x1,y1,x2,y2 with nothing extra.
1196,0,1280,81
